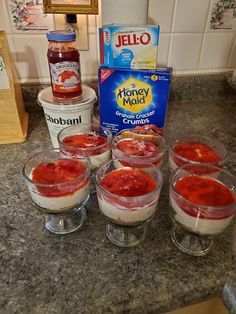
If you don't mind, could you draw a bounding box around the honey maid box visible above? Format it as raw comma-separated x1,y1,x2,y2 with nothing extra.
98,66,172,135
99,25,160,70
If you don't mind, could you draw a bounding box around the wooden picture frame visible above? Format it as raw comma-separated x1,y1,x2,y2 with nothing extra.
43,0,98,14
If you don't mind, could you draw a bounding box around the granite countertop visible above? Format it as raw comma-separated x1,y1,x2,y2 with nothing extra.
0,74,236,314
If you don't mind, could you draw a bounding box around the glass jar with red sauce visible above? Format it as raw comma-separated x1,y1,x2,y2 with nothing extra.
46,31,82,99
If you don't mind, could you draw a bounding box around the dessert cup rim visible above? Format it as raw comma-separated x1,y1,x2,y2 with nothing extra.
169,135,228,165
170,163,236,212
57,123,113,152
22,149,90,188
112,128,167,154
95,158,163,201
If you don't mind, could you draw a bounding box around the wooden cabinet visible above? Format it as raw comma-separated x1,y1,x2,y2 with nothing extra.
0,30,28,144
168,298,228,314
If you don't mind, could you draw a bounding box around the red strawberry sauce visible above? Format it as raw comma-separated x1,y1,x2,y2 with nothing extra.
100,168,157,197
173,141,221,163
116,139,159,157
32,159,87,197
62,133,108,156
175,175,234,207
32,159,86,184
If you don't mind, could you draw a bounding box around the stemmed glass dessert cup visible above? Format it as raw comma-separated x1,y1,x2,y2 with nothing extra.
23,150,90,234
169,135,228,173
58,123,112,193
169,163,236,256
95,158,163,247
112,128,166,171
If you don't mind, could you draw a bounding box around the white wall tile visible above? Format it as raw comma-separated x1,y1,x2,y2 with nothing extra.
7,34,49,80
3,0,236,79
169,34,203,70
96,10,102,64
7,33,98,80
148,0,175,33
88,15,97,34
80,34,98,76
0,1,12,33
97,0,102,28
228,36,236,68
199,33,235,69
173,0,210,32
158,34,171,66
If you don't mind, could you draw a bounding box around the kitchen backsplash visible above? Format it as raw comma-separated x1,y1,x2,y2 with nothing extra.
1,0,236,82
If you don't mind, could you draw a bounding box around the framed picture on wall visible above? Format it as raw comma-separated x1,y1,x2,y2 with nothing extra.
8,0,53,33
210,0,236,30
43,0,98,14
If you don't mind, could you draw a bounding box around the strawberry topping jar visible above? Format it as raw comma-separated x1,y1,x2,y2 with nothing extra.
46,31,82,99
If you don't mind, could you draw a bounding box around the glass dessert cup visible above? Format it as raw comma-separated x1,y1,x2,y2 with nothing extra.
112,128,166,172
95,158,163,247
23,150,90,234
169,163,236,256
169,135,228,174
58,123,112,193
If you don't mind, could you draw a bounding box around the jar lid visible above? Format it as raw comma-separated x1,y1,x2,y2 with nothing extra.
46,30,76,42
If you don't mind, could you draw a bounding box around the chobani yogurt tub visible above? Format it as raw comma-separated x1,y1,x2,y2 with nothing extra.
37,85,97,148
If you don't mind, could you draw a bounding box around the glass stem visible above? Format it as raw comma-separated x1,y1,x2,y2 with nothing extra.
124,227,129,246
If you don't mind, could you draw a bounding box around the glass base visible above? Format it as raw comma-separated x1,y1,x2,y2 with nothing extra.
171,225,214,256
106,223,146,247
90,171,96,194
45,206,87,234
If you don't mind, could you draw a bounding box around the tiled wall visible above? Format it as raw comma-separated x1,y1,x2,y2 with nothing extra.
1,0,236,82
149,0,236,72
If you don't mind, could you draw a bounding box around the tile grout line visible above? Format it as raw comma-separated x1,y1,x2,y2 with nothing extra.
226,34,236,67
167,0,177,67
197,0,213,69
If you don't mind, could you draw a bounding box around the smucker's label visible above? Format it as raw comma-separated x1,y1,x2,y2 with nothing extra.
49,61,81,93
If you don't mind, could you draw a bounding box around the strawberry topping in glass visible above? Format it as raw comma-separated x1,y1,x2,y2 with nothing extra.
116,139,159,157
174,175,234,219
100,168,157,197
32,159,87,197
62,133,108,156
173,142,221,163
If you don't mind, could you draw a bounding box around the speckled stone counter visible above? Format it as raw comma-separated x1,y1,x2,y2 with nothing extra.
0,74,236,314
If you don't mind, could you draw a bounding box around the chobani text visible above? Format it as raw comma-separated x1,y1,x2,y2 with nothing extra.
45,113,82,125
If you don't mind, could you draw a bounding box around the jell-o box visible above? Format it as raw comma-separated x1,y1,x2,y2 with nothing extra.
99,25,160,70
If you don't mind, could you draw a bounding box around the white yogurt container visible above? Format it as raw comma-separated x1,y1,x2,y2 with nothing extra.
37,85,97,148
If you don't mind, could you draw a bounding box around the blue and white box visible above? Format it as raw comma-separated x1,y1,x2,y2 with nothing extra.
98,66,172,135
99,25,160,70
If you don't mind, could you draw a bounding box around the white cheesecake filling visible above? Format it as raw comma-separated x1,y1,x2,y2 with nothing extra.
89,150,111,170
98,195,158,224
170,195,233,235
30,182,89,211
